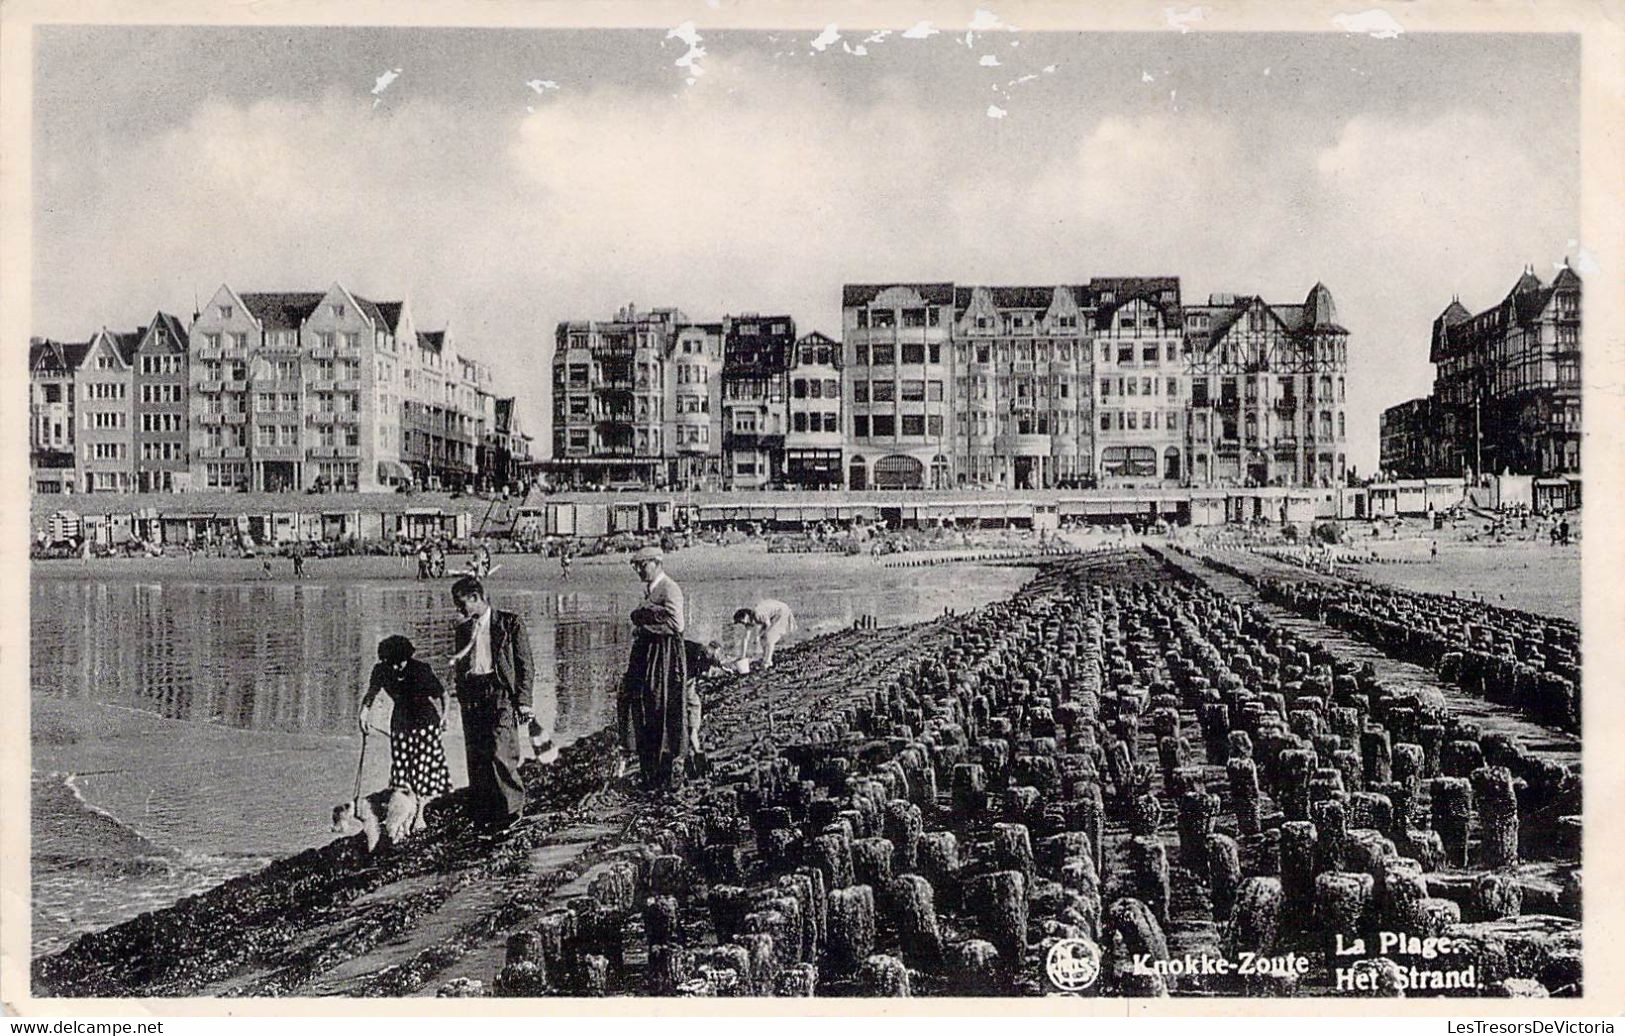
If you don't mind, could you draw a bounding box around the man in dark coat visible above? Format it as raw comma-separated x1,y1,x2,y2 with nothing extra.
450,575,533,830
618,546,688,788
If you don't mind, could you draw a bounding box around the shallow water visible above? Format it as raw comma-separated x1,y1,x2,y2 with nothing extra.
30,556,1030,955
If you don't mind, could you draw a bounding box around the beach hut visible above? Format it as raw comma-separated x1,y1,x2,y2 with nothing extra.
47,510,81,546
398,507,444,542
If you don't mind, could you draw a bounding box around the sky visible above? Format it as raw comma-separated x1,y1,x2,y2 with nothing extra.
31,23,1580,470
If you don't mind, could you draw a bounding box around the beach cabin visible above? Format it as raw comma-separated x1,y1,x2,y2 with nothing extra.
46,510,82,546
397,507,445,542
1534,477,1581,513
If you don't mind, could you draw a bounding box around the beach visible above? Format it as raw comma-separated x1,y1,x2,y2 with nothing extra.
29,540,1033,955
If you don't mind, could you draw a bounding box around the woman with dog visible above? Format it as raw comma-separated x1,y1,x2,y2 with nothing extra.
358,634,453,804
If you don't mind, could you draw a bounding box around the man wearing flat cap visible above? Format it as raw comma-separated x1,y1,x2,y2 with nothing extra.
618,545,689,788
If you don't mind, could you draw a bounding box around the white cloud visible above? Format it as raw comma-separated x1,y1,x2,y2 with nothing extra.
32,60,1575,471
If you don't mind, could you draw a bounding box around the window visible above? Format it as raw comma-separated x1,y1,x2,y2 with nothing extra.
856,310,869,329
1117,346,1134,364
218,305,233,319
854,343,870,366
873,381,896,402
928,415,943,437
824,412,840,432
825,379,840,398
1167,378,1178,397
1142,344,1158,363
872,415,895,437
853,381,869,403
793,412,808,432
902,343,925,364
928,380,944,402
872,344,895,365
902,380,925,402
853,415,870,437
1100,413,1112,431
902,415,925,436
808,380,823,399
902,309,927,328
793,379,808,399
872,310,896,329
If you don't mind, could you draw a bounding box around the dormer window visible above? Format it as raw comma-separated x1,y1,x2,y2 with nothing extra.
218,305,233,319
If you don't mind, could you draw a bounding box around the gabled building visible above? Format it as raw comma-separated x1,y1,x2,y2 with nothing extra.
29,337,90,494
785,330,844,488
132,311,191,492
1183,282,1350,487
953,285,1094,489
77,327,141,493
1088,278,1186,487
721,313,796,489
188,282,415,492
1423,264,1581,477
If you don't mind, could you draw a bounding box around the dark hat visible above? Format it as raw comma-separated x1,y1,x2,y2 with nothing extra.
377,634,417,664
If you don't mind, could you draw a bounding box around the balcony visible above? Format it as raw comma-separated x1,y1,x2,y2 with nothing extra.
197,380,225,394
199,413,226,426
308,379,336,392
198,445,248,459
336,379,362,392
308,445,361,459
1273,398,1298,415
224,380,248,392
1216,397,1240,412
1272,436,1298,453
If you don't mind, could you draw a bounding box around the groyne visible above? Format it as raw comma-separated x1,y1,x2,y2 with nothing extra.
34,546,1581,998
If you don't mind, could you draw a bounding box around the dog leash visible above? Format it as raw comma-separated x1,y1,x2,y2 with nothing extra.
352,728,369,808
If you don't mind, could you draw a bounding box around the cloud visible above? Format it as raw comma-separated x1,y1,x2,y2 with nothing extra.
32,55,1575,472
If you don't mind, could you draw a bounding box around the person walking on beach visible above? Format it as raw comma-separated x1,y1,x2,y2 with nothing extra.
449,575,534,831
358,635,452,804
291,546,306,579
733,598,797,669
559,546,573,581
617,546,688,788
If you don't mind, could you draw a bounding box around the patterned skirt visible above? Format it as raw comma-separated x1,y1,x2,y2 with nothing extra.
389,725,453,800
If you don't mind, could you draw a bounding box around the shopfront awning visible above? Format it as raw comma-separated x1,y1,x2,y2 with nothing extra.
377,461,410,480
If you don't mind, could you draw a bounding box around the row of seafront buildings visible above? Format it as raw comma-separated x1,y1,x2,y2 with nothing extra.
1381,264,1582,485
30,283,532,495
550,278,1354,491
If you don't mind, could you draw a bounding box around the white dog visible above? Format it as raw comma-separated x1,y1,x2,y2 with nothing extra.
331,788,424,853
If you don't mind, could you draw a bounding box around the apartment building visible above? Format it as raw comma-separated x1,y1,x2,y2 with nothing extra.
131,312,192,492
78,328,140,493
29,337,89,494
669,321,724,489
842,284,956,490
721,314,796,489
1183,282,1350,487
785,330,844,489
551,305,683,487
953,285,1095,489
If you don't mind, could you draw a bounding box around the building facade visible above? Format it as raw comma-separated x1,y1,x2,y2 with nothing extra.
551,305,682,487
785,331,844,488
1089,279,1186,487
721,314,796,489
29,338,89,494
669,322,724,489
187,283,418,493
842,284,956,490
132,312,191,492
1184,283,1350,487
78,328,139,493
951,285,1096,489
1379,397,1439,479
1423,265,1582,477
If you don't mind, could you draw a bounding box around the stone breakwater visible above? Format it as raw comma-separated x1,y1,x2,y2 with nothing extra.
34,547,1581,998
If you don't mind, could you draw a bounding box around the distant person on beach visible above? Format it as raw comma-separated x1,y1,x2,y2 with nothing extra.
617,546,688,788
358,635,452,804
291,547,306,579
449,575,534,831
415,543,430,580
733,599,797,669
559,548,573,581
